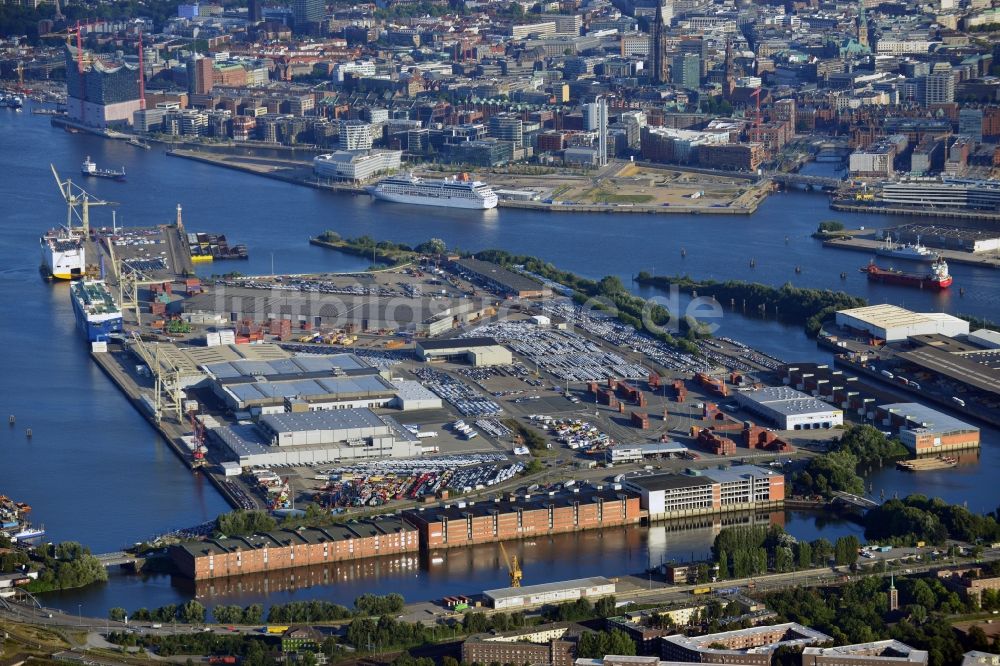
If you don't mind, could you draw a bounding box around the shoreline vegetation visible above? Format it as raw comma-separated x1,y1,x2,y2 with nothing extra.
312,235,709,355
634,272,868,337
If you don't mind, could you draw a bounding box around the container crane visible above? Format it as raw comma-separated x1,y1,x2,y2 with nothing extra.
51,164,115,237
499,541,522,588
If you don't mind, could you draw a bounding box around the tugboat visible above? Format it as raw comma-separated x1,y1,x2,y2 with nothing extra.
81,156,126,181
861,258,953,290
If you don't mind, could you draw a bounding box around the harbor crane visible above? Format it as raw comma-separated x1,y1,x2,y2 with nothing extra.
51,164,116,237
499,541,523,588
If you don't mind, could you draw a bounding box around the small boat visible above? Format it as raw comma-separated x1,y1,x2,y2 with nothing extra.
127,137,151,150
876,235,940,263
81,156,126,181
12,525,45,540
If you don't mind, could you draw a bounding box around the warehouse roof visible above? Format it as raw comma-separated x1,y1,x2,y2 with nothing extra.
838,304,967,331
880,403,979,434
736,386,840,416
704,465,780,484
261,408,388,434
417,337,502,350
174,520,417,558
406,489,635,523
896,346,1000,396
624,473,714,492
453,257,546,294
484,576,614,601
203,353,369,380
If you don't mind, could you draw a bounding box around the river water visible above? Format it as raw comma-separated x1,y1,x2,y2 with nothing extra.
0,107,995,615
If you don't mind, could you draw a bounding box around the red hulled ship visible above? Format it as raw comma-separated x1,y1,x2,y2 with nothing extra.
861,258,953,289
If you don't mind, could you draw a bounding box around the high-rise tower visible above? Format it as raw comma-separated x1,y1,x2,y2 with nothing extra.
857,0,869,49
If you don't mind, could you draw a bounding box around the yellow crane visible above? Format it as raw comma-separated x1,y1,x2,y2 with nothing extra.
499,542,522,588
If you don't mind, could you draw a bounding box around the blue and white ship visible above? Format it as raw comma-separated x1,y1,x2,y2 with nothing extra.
71,280,123,342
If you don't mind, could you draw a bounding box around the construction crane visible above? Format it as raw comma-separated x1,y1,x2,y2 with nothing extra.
51,164,116,237
499,542,523,588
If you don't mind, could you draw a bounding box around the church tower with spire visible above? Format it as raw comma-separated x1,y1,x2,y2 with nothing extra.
857,0,869,49
652,0,669,85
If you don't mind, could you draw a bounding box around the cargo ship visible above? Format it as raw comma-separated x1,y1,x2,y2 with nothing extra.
875,236,940,262
861,259,953,289
39,228,85,280
70,280,123,341
366,173,498,209
81,156,125,181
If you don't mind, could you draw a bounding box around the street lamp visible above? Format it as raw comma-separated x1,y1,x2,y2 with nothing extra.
77,603,82,627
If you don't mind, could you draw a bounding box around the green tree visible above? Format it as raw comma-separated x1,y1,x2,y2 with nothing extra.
109,607,127,622
835,535,860,566
179,600,206,624
242,604,263,625
594,596,617,618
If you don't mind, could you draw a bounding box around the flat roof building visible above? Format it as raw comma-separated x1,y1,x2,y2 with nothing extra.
485,577,616,610
463,624,579,666
211,409,426,466
835,305,970,342
661,623,833,666
733,386,844,430
170,517,418,580
623,465,784,520
802,641,928,666
403,488,642,549
452,257,552,299
876,403,980,454
416,337,513,366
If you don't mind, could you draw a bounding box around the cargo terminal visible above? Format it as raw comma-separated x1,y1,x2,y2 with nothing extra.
732,386,844,431
876,403,980,454
415,337,514,366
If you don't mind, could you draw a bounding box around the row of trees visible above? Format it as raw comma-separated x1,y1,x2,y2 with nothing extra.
26,541,107,593
712,525,860,580
795,425,908,497
475,249,703,355
577,629,637,658
110,600,209,624
765,575,971,666
865,495,1000,546
634,273,868,337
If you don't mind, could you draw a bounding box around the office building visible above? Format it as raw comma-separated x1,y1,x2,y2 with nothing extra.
187,56,214,95
671,53,700,89
489,114,524,147
339,120,373,151
313,150,402,182
623,465,784,520
291,0,323,32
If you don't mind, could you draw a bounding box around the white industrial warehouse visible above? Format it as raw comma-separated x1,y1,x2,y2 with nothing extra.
733,386,844,430
211,408,429,466
835,304,969,343
484,577,616,610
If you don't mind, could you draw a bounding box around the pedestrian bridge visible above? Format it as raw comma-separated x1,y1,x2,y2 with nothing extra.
831,491,880,510
95,551,142,567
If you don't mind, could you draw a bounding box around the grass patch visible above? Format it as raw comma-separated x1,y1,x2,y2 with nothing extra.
590,192,655,204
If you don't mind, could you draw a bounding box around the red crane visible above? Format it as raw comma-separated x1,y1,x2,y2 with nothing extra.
188,410,207,467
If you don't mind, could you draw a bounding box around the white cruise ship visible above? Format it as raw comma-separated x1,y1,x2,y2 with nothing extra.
40,229,85,280
366,174,498,209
